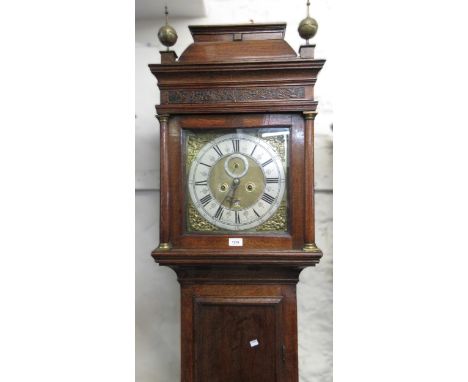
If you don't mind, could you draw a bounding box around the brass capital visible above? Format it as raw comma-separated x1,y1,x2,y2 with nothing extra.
156,114,169,123
303,243,321,252
157,242,171,250
303,111,318,120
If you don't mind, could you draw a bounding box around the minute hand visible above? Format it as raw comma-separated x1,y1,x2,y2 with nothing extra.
229,180,240,208
220,178,240,207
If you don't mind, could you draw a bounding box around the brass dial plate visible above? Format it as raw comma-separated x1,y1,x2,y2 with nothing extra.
187,131,288,232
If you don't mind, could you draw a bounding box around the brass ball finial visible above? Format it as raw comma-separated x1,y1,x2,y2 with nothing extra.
298,0,318,44
157,6,178,51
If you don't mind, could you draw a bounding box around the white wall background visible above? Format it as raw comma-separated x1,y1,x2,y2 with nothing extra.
136,1,333,381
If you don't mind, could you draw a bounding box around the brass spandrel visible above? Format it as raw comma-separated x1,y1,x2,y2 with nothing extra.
187,201,219,232
263,134,287,165
256,200,288,232
186,133,220,173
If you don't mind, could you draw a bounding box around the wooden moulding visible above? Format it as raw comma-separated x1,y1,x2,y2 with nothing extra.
151,249,323,268
149,60,325,115
188,23,288,42
151,22,325,116
173,266,308,285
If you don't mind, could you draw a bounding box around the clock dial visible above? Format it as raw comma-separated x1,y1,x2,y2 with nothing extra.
188,133,286,231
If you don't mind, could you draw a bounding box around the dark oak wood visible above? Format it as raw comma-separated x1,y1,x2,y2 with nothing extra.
156,115,170,247
180,23,295,63
180,281,299,382
149,60,324,115
189,23,287,41
160,50,178,64
194,296,282,382
153,249,321,267
149,22,325,382
303,112,317,246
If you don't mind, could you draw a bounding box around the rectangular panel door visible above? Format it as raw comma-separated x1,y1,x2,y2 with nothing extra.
194,297,283,382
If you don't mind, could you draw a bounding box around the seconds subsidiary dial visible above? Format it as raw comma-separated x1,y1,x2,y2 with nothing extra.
188,133,286,231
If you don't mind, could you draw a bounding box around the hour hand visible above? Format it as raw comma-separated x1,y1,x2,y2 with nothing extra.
221,177,240,207
229,178,241,208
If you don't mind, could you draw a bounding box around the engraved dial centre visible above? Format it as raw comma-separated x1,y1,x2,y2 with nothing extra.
210,155,265,210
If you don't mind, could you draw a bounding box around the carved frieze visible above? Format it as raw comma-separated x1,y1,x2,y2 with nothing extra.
166,87,305,104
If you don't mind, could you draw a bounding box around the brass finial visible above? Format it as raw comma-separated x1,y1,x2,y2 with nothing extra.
298,0,318,44
157,6,178,51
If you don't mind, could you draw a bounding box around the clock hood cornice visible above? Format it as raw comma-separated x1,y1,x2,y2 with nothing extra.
150,59,325,72
149,23,325,115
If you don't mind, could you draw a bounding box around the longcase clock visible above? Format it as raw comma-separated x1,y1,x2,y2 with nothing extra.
150,22,325,382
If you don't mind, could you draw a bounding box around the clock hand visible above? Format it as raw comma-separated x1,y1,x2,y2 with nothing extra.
220,178,240,207
229,178,241,208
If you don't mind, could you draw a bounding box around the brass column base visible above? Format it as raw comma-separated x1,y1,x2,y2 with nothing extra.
303,243,321,252
158,243,171,250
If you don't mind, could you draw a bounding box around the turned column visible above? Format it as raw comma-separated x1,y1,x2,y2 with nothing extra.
303,111,319,252
156,114,171,250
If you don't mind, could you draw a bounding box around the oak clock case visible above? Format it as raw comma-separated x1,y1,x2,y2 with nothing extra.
150,23,325,382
